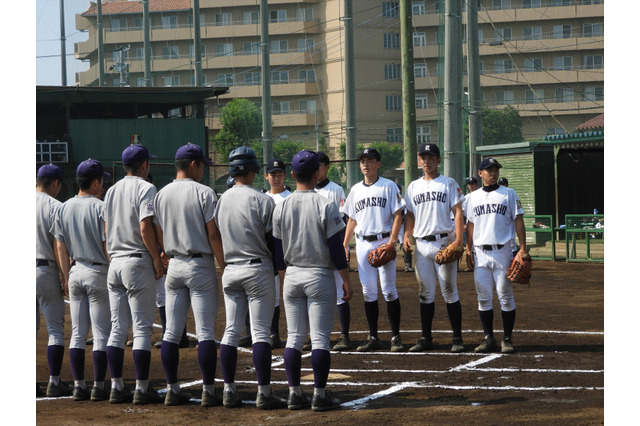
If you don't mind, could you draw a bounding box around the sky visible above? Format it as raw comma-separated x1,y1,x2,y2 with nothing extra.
36,0,91,86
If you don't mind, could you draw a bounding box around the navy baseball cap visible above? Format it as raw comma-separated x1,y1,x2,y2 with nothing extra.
498,177,509,185
292,150,320,173
316,151,331,165
76,159,111,178
465,176,478,185
478,157,502,170
122,144,156,165
357,148,381,161
175,142,213,165
37,163,63,180
419,143,440,158
265,158,285,173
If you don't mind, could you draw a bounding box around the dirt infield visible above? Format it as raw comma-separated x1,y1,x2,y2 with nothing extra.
36,260,604,425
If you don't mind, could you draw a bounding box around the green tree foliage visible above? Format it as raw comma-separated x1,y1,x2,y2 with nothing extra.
213,99,262,160
249,139,307,191
329,141,404,186
478,105,524,145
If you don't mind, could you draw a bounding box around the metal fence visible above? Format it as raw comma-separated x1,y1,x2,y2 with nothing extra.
563,214,604,262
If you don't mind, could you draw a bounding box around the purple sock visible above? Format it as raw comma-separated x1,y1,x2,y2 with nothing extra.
420,302,435,339
159,306,166,336
132,349,151,381
219,344,237,384
106,346,125,379
69,348,85,381
197,340,217,386
47,344,65,377
338,302,351,336
161,341,180,384
93,350,108,382
311,349,331,389
252,342,272,386
479,309,494,338
283,347,302,387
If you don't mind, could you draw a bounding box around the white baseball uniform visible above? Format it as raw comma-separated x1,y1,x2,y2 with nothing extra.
265,189,291,308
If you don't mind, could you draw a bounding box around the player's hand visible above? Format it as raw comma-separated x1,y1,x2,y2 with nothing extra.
344,245,350,263
153,257,165,280
466,250,475,270
61,279,69,297
403,239,412,253
342,279,353,302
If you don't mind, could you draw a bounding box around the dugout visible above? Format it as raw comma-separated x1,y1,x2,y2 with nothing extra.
36,85,228,201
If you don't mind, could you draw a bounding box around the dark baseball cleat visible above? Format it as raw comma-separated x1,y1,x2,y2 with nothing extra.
451,337,465,353
404,266,414,272
36,383,45,397
90,385,109,402
332,334,351,351
356,336,380,352
475,335,498,353
270,334,283,349
238,335,252,347
501,337,516,354
287,391,311,410
109,386,133,404
201,389,222,407
390,336,404,352
302,338,312,351
86,338,93,346
223,389,242,408
311,391,341,412
46,381,73,397
126,340,133,347
133,386,163,405
408,337,433,352
73,386,90,401
256,391,287,410
165,388,193,406
154,340,163,349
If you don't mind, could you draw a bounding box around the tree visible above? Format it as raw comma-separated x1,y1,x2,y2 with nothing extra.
213,99,262,161
478,105,524,145
329,141,404,186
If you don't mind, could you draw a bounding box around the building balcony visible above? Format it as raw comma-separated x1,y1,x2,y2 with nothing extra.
487,100,603,118
201,0,319,7
207,110,321,130
219,80,320,99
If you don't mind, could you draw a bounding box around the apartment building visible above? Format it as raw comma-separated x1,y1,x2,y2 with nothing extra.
74,0,603,151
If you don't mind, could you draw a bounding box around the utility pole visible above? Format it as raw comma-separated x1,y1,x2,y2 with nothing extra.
344,0,357,190
260,0,273,167
193,0,203,87
97,0,105,86
465,0,482,177
59,0,67,86
400,0,417,187
443,0,464,186
143,0,151,86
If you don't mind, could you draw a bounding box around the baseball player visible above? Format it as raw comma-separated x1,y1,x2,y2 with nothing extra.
314,151,352,351
464,158,527,354
36,163,73,397
153,142,226,406
342,148,405,352
402,143,465,353
215,147,287,410
263,157,292,349
273,150,353,411
53,159,112,401
102,144,165,405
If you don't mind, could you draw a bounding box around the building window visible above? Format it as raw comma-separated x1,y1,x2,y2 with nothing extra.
385,64,401,80
297,38,315,52
384,33,401,49
415,94,428,109
386,128,403,143
494,59,513,73
551,0,571,6
412,1,425,15
133,47,145,60
245,72,261,86
36,140,68,163
496,91,514,105
272,71,289,84
555,88,574,103
296,7,313,21
243,11,259,25
162,75,180,86
215,13,232,26
112,49,129,62
271,40,288,53
584,86,604,101
189,74,208,86
161,15,178,29
414,63,427,78
494,28,512,42
523,0,541,7
492,0,512,10
273,101,290,115
524,58,542,72
554,56,573,70
523,26,542,40
162,46,179,59
299,99,317,114
416,126,431,144
525,89,544,104
189,45,206,58
385,95,402,111
133,17,143,30
583,23,603,37
299,69,315,83
243,42,259,55
584,54,603,69
216,73,234,86
553,25,572,39
383,2,399,18
547,127,565,135
216,43,233,57
413,32,427,47
270,10,287,23
111,18,127,32
189,14,206,27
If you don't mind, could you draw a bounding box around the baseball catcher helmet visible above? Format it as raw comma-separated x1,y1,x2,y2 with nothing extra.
228,146,260,177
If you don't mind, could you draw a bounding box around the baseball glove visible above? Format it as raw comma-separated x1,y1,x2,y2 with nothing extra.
367,243,397,268
434,242,464,265
507,251,532,284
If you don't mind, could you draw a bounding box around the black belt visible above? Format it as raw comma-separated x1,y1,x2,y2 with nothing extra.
71,261,106,267
481,244,504,251
36,259,50,267
129,253,142,258
419,233,448,242
229,258,262,265
170,253,203,259
359,232,390,242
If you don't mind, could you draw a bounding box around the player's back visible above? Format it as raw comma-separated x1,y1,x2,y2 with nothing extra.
36,192,61,260
54,195,108,264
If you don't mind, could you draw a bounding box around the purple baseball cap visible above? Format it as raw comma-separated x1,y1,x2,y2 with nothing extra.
175,142,213,165
122,144,156,165
292,150,319,173
37,163,63,180
76,159,111,178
